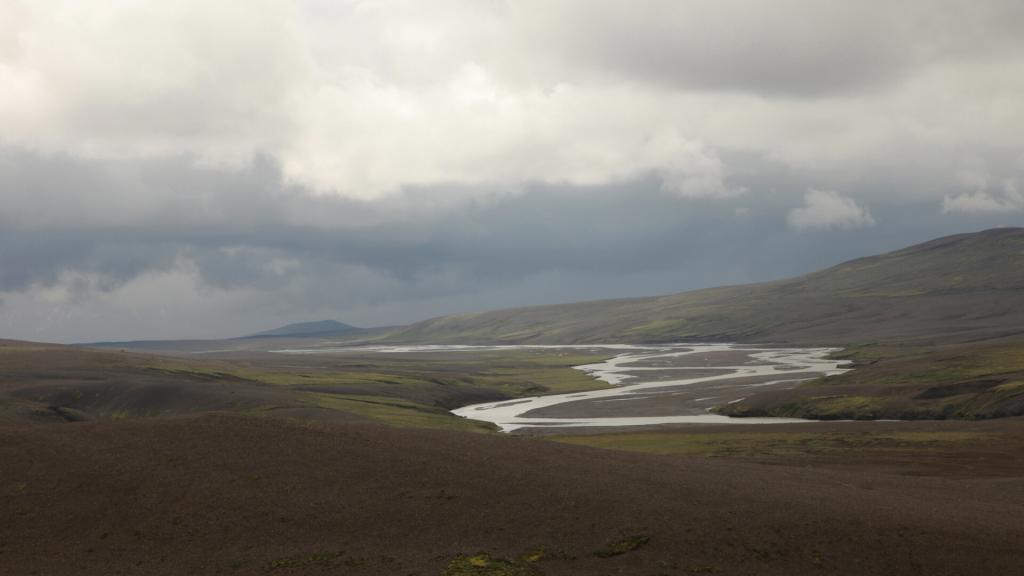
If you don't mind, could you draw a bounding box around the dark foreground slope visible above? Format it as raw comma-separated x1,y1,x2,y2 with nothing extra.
388,228,1024,346
0,340,350,425
3,414,1023,576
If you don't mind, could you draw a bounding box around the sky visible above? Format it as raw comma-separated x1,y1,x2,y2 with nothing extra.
1,0,1023,342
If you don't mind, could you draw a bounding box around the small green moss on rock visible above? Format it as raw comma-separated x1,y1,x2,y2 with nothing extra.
444,553,538,576
594,534,650,558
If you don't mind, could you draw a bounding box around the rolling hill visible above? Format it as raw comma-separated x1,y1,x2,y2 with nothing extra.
385,227,1024,346
246,319,360,338
85,320,380,353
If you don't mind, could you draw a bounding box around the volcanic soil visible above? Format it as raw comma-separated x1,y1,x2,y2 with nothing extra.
2,414,1023,576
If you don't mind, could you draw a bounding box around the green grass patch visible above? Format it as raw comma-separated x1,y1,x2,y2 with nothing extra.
807,395,888,416
231,368,429,388
473,366,606,396
995,381,1024,392
750,340,1024,420
827,343,927,365
553,430,996,458
593,534,650,558
518,547,547,564
203,350,609,397
303,392,495,432
267,550,344,570
444,553,538,576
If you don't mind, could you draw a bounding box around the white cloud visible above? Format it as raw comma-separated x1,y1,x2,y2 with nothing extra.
1,1,1023,201
645,132,746,198
787,189,876,231
943,180,1024,213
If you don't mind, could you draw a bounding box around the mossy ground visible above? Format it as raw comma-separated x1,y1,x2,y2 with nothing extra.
0,342,611,431
593,534,650,558
444,554,538,576
300,393,496,432
717,339,1024,420
554,429,997,458
228,349,610,430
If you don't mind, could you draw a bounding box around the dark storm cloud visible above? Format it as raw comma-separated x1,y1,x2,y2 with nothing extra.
524,1,1024,96
1,145,1021,342
1,149,739,294
2,148,1015,306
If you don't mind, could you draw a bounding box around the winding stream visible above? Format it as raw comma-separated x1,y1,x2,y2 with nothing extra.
449,343,851,432
275,343,851,432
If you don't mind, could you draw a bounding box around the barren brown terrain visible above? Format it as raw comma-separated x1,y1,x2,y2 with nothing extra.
3,414,1024,576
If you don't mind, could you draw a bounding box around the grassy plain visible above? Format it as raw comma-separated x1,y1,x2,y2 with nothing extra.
716,337,1024,420
550,418,1024,477
0,341,608,430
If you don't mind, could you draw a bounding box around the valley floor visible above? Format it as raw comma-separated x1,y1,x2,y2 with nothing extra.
4,339,1024,574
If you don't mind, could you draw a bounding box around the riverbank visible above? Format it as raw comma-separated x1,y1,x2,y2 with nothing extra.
450,344,850,431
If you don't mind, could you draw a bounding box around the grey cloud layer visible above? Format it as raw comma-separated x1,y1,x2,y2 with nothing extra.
1,151,760,293
1,148,1016,342
552,1,1024,94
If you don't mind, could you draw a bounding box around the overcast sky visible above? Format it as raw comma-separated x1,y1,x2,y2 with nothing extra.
2,0,1023,342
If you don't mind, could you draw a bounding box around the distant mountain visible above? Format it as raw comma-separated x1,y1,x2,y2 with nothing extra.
383,227,1024,346
247,320,359,338
82,320,380,353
